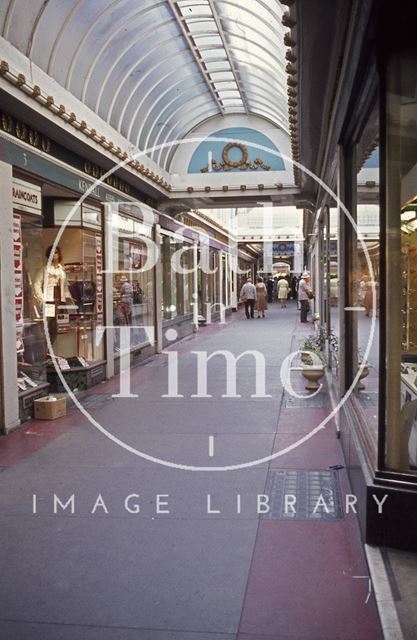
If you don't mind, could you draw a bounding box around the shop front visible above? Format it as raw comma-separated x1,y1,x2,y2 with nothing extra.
0,111,159,430
314,3,417,550
11,180,111,421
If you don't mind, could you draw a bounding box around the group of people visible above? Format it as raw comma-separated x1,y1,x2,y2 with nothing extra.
265,274,299,305
240,272,314,322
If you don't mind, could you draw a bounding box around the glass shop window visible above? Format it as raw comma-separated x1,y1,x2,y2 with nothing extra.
348,104,380,468
16,214,48,392
387,46,417,474
161,233,194,321
112,214,155,352
39,226,105,368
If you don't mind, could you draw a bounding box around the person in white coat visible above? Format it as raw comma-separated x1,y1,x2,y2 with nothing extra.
240,277,257,319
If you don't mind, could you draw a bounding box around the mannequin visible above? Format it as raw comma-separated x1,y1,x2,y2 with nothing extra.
34,245,74,339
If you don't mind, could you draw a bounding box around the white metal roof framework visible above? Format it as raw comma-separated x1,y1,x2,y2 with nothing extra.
0,0,289,171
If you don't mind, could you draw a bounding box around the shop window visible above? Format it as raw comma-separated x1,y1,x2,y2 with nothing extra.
111,212,154,352
348,107,380,467
328,209,339,371
16,214,48,391
161,233,194,321
387,46,417,474
208,249,220,304
40,226,105,367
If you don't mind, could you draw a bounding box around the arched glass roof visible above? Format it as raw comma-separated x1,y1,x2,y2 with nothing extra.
0,0,289,171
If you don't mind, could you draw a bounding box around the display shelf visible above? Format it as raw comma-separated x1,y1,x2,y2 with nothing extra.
47,359,106,393
402,246,417,352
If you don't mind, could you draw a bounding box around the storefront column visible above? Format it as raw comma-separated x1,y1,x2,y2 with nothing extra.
154,224,163,353
219,251,224,307
104,205,115,380
193,242,199,331
0,161,20,432
231,255,238,311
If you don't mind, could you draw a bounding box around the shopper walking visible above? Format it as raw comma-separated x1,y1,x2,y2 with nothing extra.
298,272,313,322
240,277,257,319
266,276,274,303
290,275,298,301
277,276,289,308
255,276,268,318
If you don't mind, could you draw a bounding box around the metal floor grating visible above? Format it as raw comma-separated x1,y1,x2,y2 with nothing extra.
284,393,327,409
262,469,344,521
79,394,113,410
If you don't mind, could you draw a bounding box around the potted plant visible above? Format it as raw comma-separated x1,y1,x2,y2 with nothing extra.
299,334,325,390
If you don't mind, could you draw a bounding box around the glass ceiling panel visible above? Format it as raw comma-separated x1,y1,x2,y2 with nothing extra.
193,34,223,46
178,0,210,13
197,50,226,62
210,71,234,81
171,0,289,133
1,0,289,173
204,60,230,71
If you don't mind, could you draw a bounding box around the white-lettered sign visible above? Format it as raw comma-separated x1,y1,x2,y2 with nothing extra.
12,178,42,215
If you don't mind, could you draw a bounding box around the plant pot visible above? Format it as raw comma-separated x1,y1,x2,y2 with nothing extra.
301,366,325,391
356,363,369,391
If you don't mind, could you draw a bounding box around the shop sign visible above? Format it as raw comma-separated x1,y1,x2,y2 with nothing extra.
2,124,156,207
273,241,294,257
12,178,42,215
13,214,24,353
95,235,104,327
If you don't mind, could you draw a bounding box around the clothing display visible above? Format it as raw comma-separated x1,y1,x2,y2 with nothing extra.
33,263,72,309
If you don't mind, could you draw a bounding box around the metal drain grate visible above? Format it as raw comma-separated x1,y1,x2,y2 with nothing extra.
262,469,344,521
81,394,113,410
284,394,327,409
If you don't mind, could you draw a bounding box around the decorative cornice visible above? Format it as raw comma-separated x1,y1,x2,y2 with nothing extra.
171,181,297,195
282,4,300,187
0,59,172,192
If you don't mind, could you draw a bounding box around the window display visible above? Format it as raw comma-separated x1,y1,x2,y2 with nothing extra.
15,213,48,392
42,226,104,368
112,212,155,351
386,46,417,474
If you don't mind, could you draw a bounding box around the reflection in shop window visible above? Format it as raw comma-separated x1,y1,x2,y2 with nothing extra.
389,47,417,474
112,213,154,352
161,232,194,321
349,108,380,468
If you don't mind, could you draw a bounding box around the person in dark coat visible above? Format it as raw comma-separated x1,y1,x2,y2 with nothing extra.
266,276,274,303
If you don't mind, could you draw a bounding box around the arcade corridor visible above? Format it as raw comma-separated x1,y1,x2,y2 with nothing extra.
0,304,383,639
